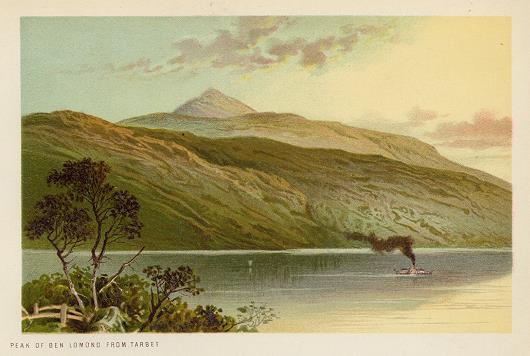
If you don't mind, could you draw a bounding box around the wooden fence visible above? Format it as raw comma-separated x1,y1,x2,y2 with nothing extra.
22,303,84,326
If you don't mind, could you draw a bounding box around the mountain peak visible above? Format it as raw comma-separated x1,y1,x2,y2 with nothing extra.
202,87,224,96
174,88,257,118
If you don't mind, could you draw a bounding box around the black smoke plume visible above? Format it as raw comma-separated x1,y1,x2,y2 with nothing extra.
346,232,416,266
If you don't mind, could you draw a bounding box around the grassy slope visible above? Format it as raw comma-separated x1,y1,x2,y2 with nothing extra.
22,111,511,250
120,112,510,190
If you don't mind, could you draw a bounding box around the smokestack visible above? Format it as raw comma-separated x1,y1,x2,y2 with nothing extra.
346,232,416,266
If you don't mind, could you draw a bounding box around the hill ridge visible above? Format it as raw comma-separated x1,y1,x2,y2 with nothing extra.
119,111,510,190
23,110,512,250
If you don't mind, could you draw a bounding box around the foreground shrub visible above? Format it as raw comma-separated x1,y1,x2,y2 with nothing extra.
150,299,236,332
22,266,277,333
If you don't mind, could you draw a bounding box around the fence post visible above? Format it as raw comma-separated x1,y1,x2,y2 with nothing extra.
60,304,67,326
33,303,39,315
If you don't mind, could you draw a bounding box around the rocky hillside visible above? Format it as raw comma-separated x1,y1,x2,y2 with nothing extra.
22,111,511,250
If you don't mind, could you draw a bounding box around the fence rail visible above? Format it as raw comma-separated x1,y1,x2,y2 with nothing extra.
22,303,85,326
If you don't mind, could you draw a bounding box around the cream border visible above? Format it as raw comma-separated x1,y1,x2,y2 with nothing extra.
1,1,529,355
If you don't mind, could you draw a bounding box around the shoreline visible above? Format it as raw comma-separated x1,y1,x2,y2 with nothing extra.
22,247,513,255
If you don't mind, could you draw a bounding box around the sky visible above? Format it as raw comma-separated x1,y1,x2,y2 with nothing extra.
21,16,512,181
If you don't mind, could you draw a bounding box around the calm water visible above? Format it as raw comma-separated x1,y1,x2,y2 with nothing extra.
23,249,512,332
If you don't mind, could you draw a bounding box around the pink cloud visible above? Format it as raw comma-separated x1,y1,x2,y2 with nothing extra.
73,17,399,77
171,17,290,71
428,110,512,149
407,106,438,126
103,58,164,74
169,17,396,72
268,38,305,60
300,37,336,66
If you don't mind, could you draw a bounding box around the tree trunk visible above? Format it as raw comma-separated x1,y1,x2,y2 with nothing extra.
139,298,165,332
54,249,85,312
91,265,99,310
139,306,158,332
90,219,103,311
63,265,85,311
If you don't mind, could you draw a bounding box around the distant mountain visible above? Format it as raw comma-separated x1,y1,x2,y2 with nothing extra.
120,111,510,190
174,88,257,118
23,111,511,250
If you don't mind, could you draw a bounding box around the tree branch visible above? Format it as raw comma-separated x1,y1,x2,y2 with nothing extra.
98,247,145,293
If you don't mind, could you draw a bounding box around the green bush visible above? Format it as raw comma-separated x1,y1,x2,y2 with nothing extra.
150,299,236,332
22,272,79,312
22,267,151,332
22,267,277,333
97,273,150,326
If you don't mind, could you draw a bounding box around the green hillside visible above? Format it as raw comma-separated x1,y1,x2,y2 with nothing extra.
22,111,512,250
120,111,510,190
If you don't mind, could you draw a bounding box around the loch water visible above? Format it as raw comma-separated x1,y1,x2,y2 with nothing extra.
23,248,512,332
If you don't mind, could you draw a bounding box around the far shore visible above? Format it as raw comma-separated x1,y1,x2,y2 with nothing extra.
22,247,513,255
